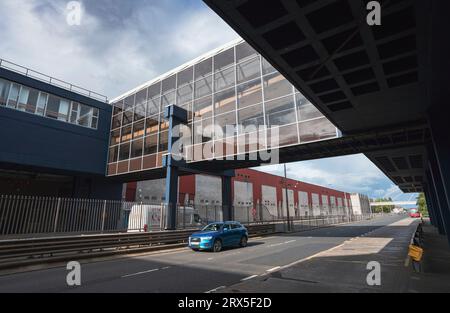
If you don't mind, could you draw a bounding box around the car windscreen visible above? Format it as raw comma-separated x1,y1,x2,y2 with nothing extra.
202,223,223,232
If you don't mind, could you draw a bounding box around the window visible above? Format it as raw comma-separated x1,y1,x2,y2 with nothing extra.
58,99,70,121
214,67,235,92
214,48,235,72
162,75,177,94
0,79,11,106
194,76,213,99
263,72,293,101
262,58,276,75
299,117,337,143
134,89,147,121
177,83,193,105
237,78,262,109
122,110,133,126
195,58,212,80
265,95,297,127
7,83,20,109
133,120,145,139
121,125,132,143
161,91,175,108
36,92,48,116
177,66,193,86
111,113,122,129
146,116,159,135
214,112,236,139
108,145,119,163
238,104,265,129
296,94,323,121
144,134,158,155
119,142,130,161
146,97,160,116
25,89,39,113
45,95,61,119
148,82,161,99
78,104,94,127
110,129,121,146
193,96,212,119
236,42,258,62
214,87,236,115
131,139,144,158
237,57,261,84
0,78,99,129
17,87,30,111
134,102,146,122
123,95,135,110
113,101,123,115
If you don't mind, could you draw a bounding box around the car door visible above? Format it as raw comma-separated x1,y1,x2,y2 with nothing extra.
221,223,234,246
230,223,242,245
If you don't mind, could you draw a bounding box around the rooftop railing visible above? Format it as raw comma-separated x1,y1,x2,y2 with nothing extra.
0,58,108,103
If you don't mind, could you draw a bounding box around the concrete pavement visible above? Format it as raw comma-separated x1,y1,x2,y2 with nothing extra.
0,215,413,293
218,217,420,293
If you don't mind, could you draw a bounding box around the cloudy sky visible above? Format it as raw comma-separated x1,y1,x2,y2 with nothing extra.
0,0,416,203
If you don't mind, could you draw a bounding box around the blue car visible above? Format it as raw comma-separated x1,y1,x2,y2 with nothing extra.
188,222,249,252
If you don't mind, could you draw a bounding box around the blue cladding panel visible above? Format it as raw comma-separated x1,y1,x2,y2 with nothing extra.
0,68,111,176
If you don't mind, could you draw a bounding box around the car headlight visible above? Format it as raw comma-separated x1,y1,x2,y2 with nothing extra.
201,236,213,241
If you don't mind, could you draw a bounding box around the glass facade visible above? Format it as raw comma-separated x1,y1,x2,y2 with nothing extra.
107,40,339,176
0,78,99,129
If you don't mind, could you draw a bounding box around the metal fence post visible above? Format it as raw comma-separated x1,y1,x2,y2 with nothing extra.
101,200,107,233
183,205,186,229
53,198,61,233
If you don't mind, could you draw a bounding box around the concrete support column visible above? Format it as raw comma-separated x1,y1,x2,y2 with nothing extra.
428,156,450,244
163,105,188,230
221,170,235,222
424,176,444,234
424,184,436,227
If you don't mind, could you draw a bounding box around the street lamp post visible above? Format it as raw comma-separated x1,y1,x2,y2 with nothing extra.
283,164,291,232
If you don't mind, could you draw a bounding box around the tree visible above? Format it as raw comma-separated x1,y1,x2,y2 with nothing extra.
371,197,395,213
416,193,428,216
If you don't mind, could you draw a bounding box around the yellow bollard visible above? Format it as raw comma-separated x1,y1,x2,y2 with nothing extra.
408,244,423,262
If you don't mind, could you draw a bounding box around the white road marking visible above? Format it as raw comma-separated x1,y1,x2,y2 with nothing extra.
121,268,159,278
284,240,296,244
241,275,258,281
267,266,281,272
205,286,226,293
207,258,214,260
269,243,284,247
161,266,171,270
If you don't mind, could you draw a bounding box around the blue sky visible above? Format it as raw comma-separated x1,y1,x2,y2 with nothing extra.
0,0,417,203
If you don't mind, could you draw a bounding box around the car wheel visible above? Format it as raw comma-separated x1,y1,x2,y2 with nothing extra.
191,248,199,252
239,236,248,247
213,239,222,252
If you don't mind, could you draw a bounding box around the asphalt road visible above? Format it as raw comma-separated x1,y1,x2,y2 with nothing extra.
0,215,408,293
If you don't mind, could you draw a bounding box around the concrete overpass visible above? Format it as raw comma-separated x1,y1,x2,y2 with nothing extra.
203,0,450,245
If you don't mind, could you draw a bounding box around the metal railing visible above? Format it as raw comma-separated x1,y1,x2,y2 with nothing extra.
0,195,377,239
0,58,108,102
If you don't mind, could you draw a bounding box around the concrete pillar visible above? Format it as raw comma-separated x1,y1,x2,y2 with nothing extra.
163,105,188,230
222,175,233,222
428,158,450,244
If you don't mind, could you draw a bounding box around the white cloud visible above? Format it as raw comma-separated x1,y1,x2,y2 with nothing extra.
0,0,238,98
255,154,417,200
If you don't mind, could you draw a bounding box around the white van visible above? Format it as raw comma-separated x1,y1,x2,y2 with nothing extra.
126,204,202,232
